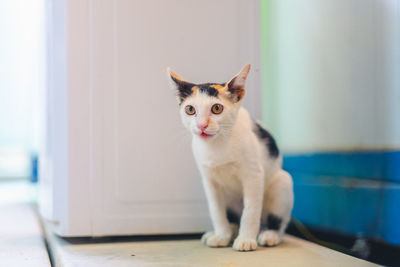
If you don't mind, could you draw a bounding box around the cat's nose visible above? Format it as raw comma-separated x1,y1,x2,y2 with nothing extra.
198,124,208,132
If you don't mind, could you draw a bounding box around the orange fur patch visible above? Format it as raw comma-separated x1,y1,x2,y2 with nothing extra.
191,86,199,95
210,84,227,92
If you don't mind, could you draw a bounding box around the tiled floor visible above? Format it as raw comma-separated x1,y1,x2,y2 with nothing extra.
0,181,378,267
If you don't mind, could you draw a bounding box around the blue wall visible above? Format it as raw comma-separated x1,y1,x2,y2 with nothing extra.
284,151,400,245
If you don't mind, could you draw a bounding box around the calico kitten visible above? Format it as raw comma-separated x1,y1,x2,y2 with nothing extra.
168,64,294,251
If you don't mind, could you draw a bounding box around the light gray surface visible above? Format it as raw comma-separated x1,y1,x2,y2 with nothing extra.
44,223,377,267
0,181,50,267
0,181,378,267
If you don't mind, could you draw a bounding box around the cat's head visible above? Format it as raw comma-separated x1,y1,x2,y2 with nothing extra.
168,64,250,140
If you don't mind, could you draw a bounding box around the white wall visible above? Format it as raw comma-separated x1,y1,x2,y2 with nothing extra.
0,0,45,177
263,0,400,152
0,0,45,150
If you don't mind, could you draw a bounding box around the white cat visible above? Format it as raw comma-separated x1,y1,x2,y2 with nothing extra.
168,64,294,251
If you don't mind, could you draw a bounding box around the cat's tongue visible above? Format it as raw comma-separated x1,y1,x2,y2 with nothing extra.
200,132,213,138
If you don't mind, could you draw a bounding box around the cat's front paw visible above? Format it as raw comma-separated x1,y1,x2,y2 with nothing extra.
201,231,231,247
258,230,282,247
232,236,257,251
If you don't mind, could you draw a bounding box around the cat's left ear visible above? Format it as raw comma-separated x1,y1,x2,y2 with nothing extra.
167,67,195,103
225,64,251,102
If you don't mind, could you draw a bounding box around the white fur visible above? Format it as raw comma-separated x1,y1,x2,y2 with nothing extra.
171,65,294,251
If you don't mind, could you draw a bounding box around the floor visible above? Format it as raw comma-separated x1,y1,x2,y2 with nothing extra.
0,181,50,267
1,181,378,267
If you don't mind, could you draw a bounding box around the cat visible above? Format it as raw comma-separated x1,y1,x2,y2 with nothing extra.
168,64,294,251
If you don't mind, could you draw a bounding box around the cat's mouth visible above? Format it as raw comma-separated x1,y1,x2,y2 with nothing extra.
200,132,214,138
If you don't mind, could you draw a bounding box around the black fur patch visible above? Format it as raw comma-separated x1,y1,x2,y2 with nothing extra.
171,76,194,103
266,214,282,230
197,83,222,97
226,209,241,224
254,122,280,158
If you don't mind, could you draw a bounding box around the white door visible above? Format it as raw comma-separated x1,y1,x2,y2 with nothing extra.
43,0,261,236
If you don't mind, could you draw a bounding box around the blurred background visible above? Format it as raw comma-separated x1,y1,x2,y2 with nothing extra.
0,0,44,182
261,1,400,265
0,0,398,265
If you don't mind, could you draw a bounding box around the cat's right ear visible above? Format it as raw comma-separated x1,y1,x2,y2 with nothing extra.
225,64,250,102
167,67,195,104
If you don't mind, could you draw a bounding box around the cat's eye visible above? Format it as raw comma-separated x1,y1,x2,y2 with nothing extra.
185,105,196,115
211,104,224,114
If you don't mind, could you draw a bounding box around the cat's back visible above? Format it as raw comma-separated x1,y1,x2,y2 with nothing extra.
235,107,282,172
232,107,255,135
236,107,280,157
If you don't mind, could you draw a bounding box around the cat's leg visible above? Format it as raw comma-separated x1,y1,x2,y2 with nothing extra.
226,205,242,240
201,177,233,247
258,169,294,246
232,171,264,251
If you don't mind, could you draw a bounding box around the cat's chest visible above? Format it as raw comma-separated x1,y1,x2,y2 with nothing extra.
208,163,242,195
193,141,243,195
192,139,237,167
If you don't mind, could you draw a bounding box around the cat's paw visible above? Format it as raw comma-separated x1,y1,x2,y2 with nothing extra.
232,236,257,251
201,231,231,247
257,230,282,247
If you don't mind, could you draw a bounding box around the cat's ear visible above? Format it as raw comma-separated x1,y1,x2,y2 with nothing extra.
167,67,195,103
225,64,251,102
